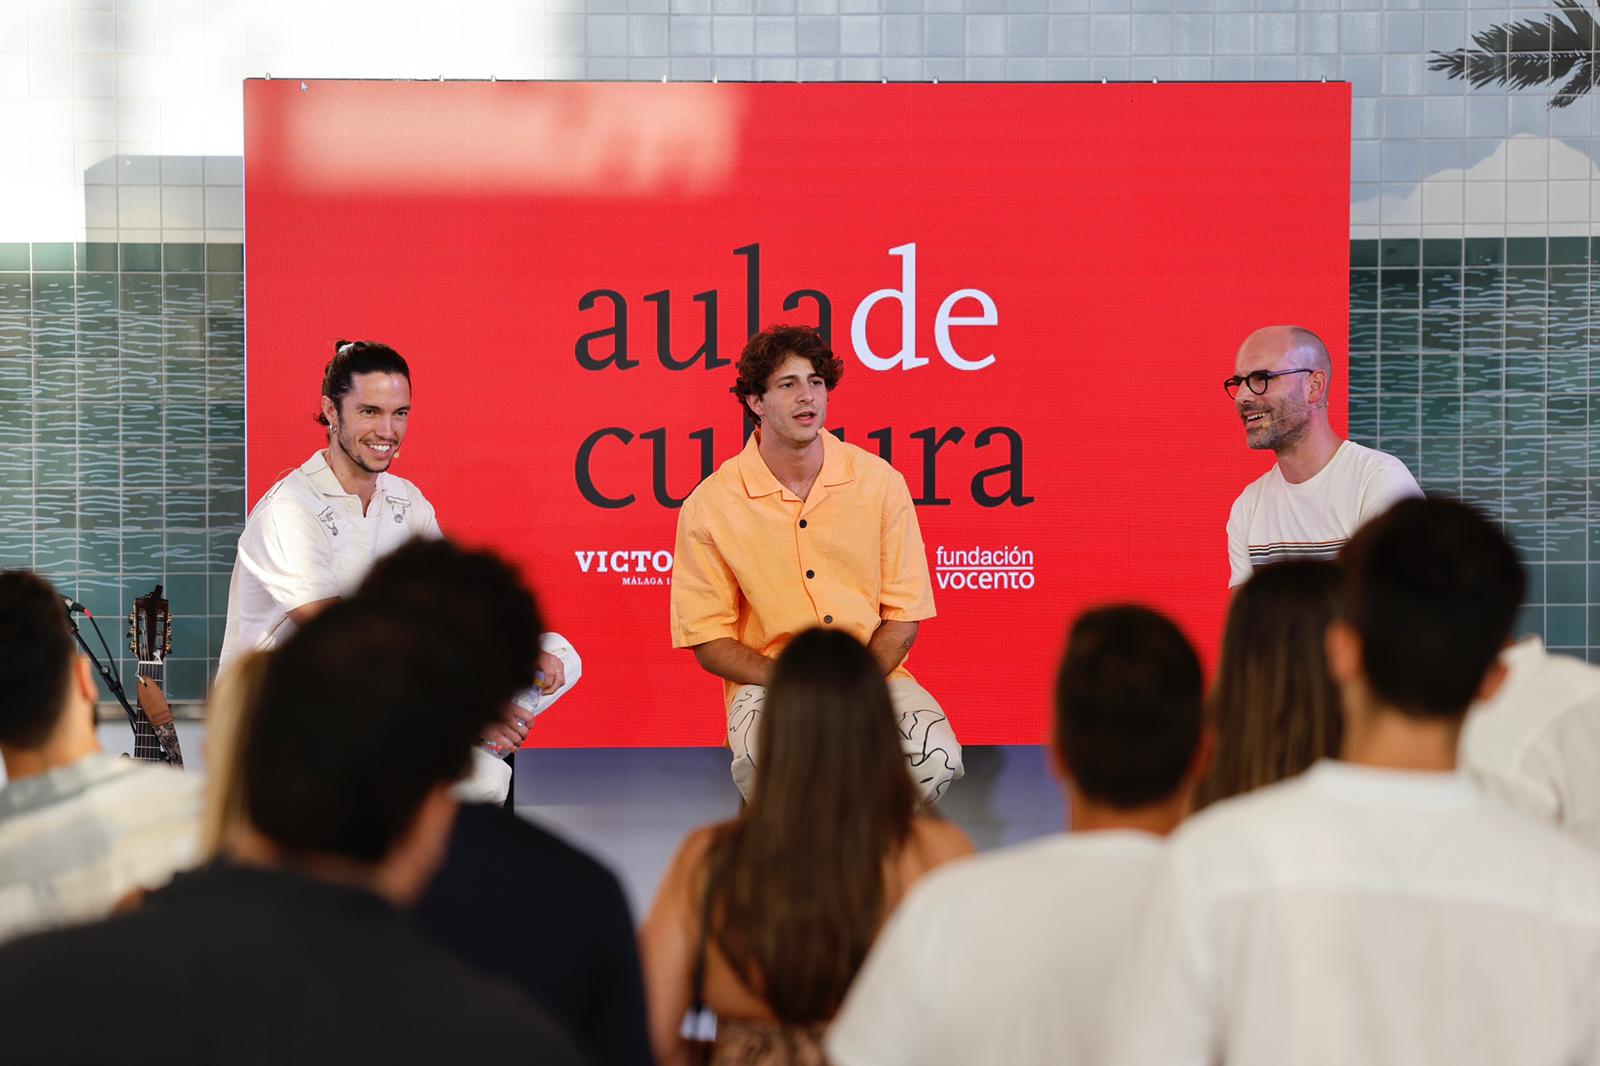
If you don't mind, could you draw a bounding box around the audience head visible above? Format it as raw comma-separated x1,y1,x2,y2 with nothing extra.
754,626,917,821
1054,605,1205,813
1196,560,1342,809
242,596,501,869
708,627,916,1025
357,537,545,702
0,570,93,751
200,650,272,859
1333,496,1524,721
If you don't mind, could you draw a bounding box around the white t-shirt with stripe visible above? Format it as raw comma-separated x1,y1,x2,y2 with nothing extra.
1226,439,1420,587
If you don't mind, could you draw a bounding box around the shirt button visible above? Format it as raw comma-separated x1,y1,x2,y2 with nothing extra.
823,614,833,624
798,519,807,529
806,569,815,579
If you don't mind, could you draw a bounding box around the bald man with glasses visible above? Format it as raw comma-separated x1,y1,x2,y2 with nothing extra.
1224,325,1420,588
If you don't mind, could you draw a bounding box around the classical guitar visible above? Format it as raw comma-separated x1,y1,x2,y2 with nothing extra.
128,585,184,768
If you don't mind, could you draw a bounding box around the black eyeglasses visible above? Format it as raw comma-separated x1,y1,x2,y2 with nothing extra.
1223,368,1313,399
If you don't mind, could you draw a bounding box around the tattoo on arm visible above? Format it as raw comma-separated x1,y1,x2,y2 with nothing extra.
154,722,185,770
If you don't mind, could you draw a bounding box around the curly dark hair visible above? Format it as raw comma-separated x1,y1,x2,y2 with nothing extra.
732,325,843,423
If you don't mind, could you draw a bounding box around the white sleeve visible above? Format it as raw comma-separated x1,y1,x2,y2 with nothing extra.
1226,490,1253,589
238,496,339,612
534,631,583,713
1357,456,1423,525
1097,846,1216,1066
825,884,939,1066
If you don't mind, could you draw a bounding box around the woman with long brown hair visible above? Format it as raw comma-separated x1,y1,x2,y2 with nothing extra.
1196,558,1344,810
641,627,973,1065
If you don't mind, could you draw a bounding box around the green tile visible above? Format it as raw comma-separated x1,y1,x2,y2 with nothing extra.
208,618,226,660
1463,437,1504,474
31,243,72,271
79,444,118,492
34,487,76,531
78,242,117,272
1379,352,1420,393
33,529,76,573
207,571,231,614
1549,480,1585,521
1350,269,1377,308
1421,269,1462,310
1350,313,1379,354
0,531,32,570
1380,270,1420,310
1379,437,1420,473
1422,394,1462,434
1380,239,1420,267
163,243,205,273
1420,436,1461,481
1549,435,1586,480
166,531,207,573
1465,237,1505,266
122,444,164,489
1506,237,1548,266
164,486,207,529
206,273,244,315
1504,435,1544,475
164,274,204,314
1378,311,1420,350
1549,394,1587,431
1549,523,1586,562
0,273,29,312
79,530,119,575
164,576,206,618
32,274,74,315
80,403,119,441
120,243,161,272
122,490,165,531
80,490,119,530
1422,238,1463,266
1548,605,1585,645
123,532,161,569
0,404,33,446
1504,310,1547,349
164,658,206,701
34,446,77,488
164,314,206,359
206,244,243,272
1420,314,1461,351
1350,240,1378,268
1379,396,1421,437
119,276,162,315
0,245,28,271
207,486,244,523
207,403,244,444
207,529,239,570
1505,392,1546,435
35,401,75,441
1548,233,1587,262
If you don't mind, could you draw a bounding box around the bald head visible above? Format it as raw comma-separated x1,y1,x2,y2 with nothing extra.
1239,325,1332,378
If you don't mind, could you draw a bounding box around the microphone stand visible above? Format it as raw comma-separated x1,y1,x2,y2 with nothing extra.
65,610,142,740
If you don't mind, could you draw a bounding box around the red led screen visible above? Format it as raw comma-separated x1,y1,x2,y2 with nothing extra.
244,80,1350,747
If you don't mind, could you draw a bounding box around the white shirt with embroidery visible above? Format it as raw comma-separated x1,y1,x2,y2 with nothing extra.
219,450,440,672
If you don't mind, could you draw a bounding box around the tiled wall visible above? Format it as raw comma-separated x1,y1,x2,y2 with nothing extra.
3,0,1599,698
0,237,243,699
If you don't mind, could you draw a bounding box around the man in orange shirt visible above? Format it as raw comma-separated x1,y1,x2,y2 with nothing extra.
670,325,963,803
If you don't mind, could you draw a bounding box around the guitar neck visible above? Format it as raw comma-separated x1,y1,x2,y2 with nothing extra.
131,660,163,761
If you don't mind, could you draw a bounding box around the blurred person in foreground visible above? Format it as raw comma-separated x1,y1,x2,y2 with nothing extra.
359,538,654,1066
1195,559,1342,810
1461,632,1600,851
0,595,583,1065
0,569,199,942
641,627,972,1066
1101,497,1600,1066
827,605,1209,1066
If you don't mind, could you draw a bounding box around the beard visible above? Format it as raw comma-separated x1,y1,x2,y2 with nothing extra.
332,422,394,474
1245,402,1311,452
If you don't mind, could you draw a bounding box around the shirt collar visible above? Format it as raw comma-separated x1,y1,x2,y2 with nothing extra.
301,449,388,502
737,429,855,501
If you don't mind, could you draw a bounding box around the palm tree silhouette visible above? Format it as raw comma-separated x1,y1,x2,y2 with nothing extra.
1429,0,1600,108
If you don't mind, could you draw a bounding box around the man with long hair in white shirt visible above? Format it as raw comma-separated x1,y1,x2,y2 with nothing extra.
1102,497,1600,1066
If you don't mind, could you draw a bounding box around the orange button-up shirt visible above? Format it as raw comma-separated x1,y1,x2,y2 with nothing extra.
670,430,936,705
